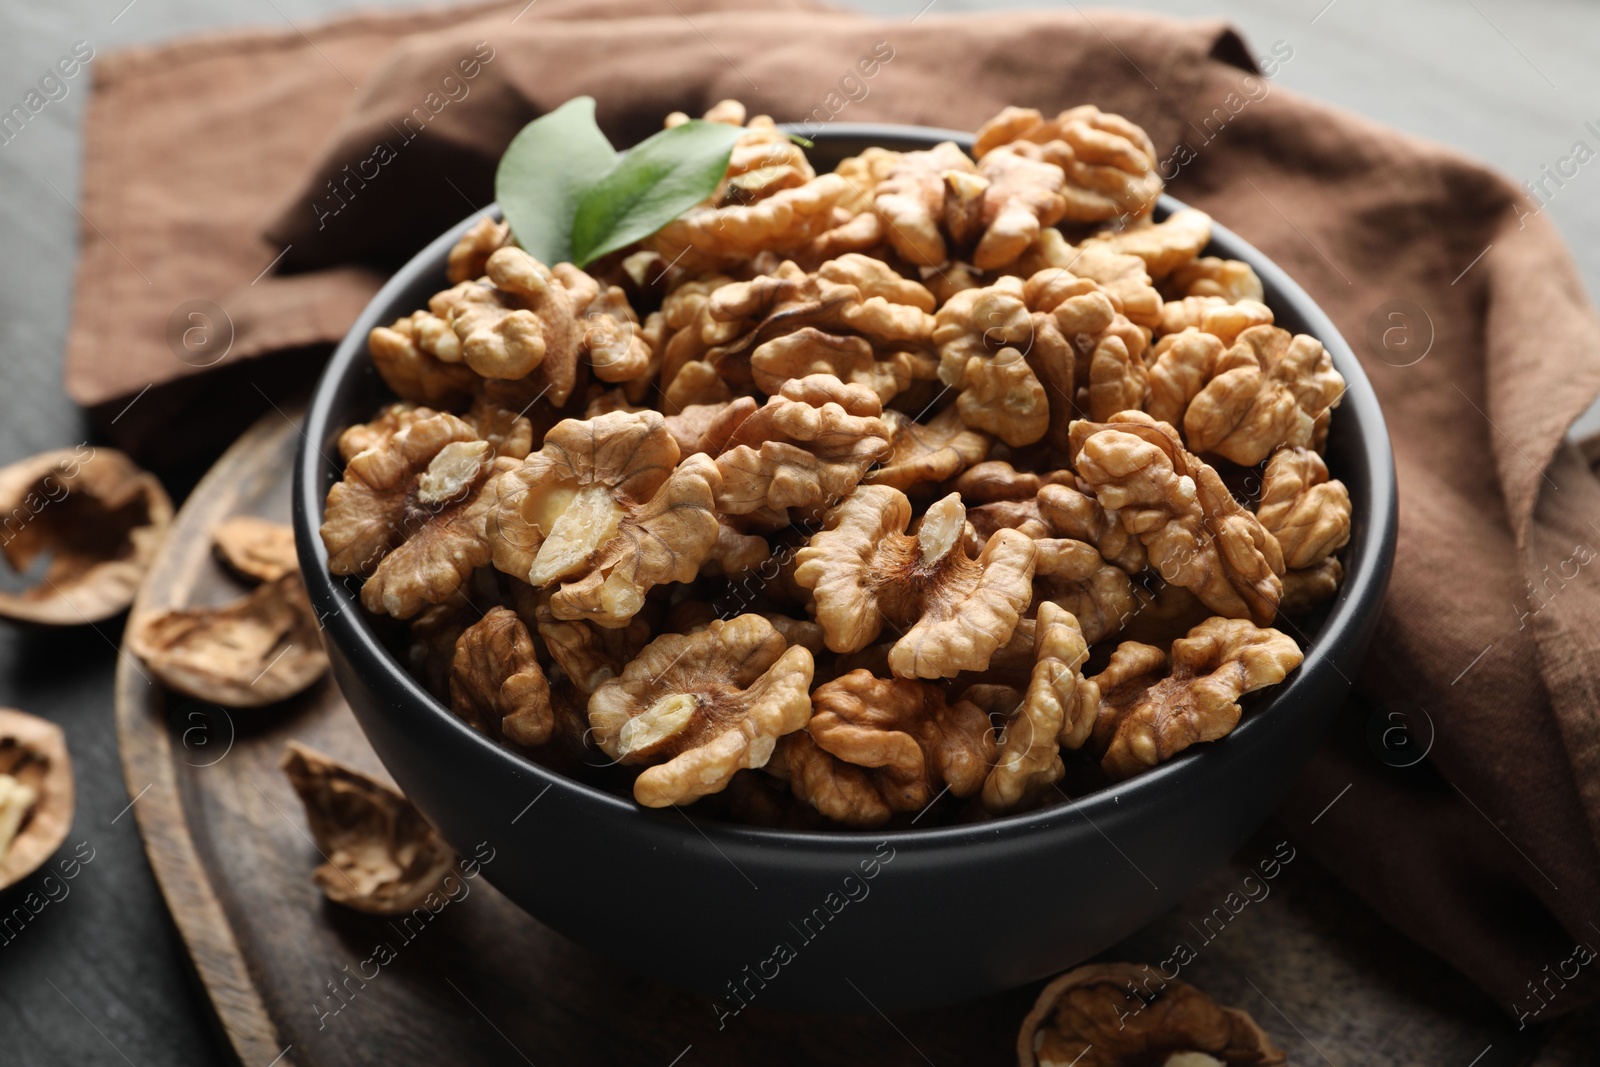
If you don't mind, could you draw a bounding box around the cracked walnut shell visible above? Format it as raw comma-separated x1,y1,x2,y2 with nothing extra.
0,708,73,892
795,487,1036,679
1019,962,1287,1067
0,448,173,626
1070,414,1284,625
774,670,995,828
129,574,329,707
212,516,298,583
587,614,814,806
281,742,457,916
1090,617,1302,780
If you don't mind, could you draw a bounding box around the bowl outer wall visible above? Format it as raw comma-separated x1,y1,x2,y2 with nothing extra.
293,124,1397,1013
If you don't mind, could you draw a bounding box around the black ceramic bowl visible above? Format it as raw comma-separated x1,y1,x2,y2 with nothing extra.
294,124,1397,1013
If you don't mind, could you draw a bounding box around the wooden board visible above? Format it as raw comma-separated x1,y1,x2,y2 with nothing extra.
115,412,1566,1067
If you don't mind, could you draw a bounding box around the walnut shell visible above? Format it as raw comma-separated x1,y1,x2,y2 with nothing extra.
0,448,172,625
280,742,457,916
1018,962,1287,1066
0,708,73,892
128,574,330,707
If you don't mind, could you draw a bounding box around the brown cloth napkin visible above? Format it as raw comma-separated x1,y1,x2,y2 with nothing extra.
65,0,1600,1017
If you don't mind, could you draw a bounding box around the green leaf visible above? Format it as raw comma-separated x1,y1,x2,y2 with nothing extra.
569,120,746,267
494,97,618,265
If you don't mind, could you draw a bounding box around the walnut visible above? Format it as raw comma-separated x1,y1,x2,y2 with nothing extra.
1256,447,1351,570
657,274,738,394
1018,962,1287,1067
530,588,652,698
663,360,736,409
0,448,172,625
129,574,329,707
709,374,892,523
932,276,1051,447
212,516,297,583
280,742,457,916
969,145,1069,270
649,173,854,271
339,402,422,462
865,407,992,491
1089,208,1212,280
1159,297,1274,346
1037,481,1146,574
1016,231,1163,330
967,497,1051,545
587,614,814,806
1070,413,1284,625
749,326,918,403
448,606,554,747
871,141,980,266
1184,325,1345,465
950,461,1073,504
322,411,513,619
367,313,479,408
1024,268,1150,425
1165,256,1264,303
489,411,721,627
981,602,1096,813
663,399,742,456
1279,556,1343,616
773,670,995,827
1033,536,1141,644
701,519,772,578
974,105,1161,223
445,216,511,284
1090,617,1302,779
1146,328,1225,428
795,487,1036,679
0,709,73,892
703,256,937,387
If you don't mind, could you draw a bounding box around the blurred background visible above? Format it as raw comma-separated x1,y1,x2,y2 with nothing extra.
1,1,1595,1064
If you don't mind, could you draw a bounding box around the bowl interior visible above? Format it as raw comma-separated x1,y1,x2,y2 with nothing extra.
295,123,1397,848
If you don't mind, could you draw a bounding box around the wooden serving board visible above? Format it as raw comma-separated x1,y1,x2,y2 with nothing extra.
115,411,1571,1067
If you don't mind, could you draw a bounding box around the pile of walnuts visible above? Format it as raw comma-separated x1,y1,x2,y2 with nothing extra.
321,101,1351,829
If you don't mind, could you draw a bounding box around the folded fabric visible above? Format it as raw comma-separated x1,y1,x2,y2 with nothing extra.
64,0,1600,1016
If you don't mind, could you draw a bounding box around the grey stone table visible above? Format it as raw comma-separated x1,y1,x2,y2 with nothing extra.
1,1,1597,1064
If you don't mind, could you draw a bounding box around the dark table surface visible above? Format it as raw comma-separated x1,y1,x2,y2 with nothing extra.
2,1,1599,1064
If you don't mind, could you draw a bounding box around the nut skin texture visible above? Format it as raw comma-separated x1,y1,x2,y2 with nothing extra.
449,606,555,747
1256,447,1351,570
1090,617,1303,780
322,411,514,620
1159,296,1274,347
981,602,1096,813
1017,962,1287,1067
867,407,993,491
1185,325,1346,466
1070,413,1284,626
0,448,173,626
974,105,1161,224
795,486,1037,679
280,742,458,917
775,670,996,827
489,410,722,627
128,574,329,707
587,615,815,807
709,374,892,523
0,709,74,892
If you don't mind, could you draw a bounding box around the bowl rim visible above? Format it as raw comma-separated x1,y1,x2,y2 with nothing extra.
295,122,1397,851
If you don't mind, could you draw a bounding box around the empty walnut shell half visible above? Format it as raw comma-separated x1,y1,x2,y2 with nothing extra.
0,708,74,891
212,516,299,583
280,741,457,916
0,448,172,625
128,574,329,707
1018,962,1287,1067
